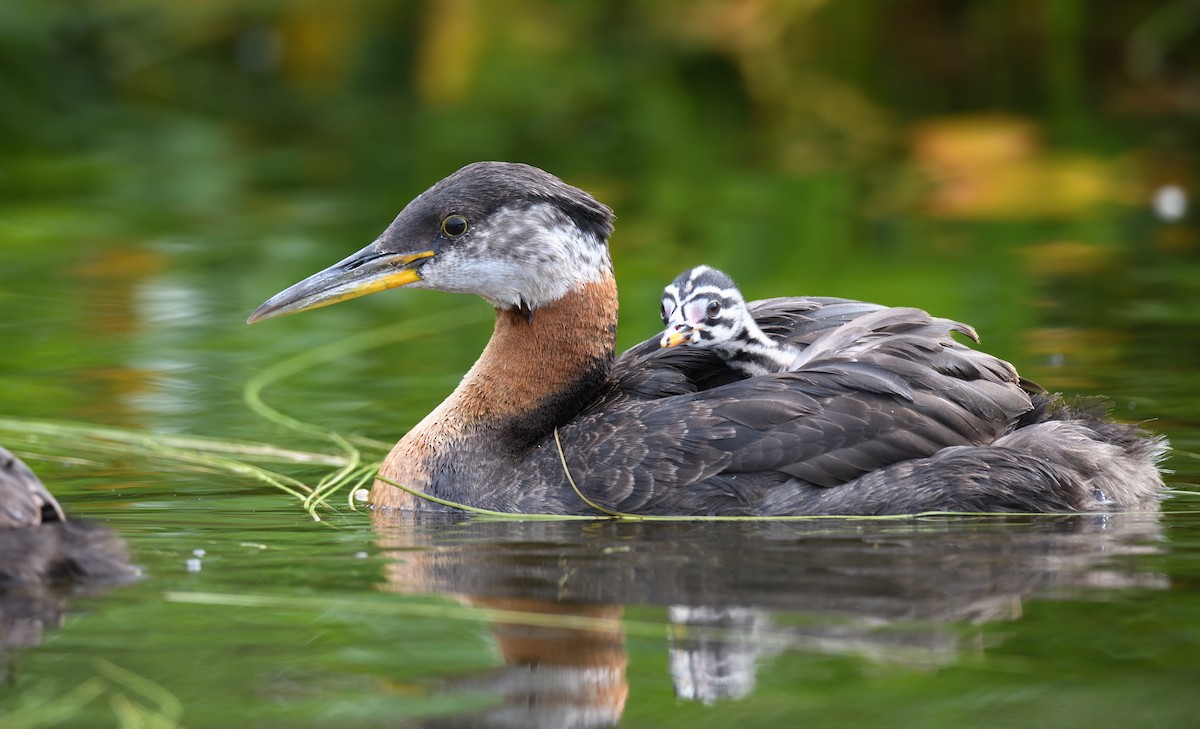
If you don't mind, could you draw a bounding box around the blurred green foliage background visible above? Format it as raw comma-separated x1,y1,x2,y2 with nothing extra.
3,2,1195,260
1,0,1197,419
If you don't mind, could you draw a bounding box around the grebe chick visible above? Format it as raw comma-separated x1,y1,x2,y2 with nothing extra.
660,265,986,377
248,162,1167,516
660,266,798,376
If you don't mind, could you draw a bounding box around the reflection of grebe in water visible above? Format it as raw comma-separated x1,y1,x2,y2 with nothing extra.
374,512,1167,722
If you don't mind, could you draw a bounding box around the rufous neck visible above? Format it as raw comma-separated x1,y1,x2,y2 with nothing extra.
450,274,618,438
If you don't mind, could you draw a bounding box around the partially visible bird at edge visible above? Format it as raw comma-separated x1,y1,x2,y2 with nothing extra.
0,446,136,584
248,162,1167,517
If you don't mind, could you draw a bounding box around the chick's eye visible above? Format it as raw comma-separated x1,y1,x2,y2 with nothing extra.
660,300,673,324
441,214,468,237
706,300,722,320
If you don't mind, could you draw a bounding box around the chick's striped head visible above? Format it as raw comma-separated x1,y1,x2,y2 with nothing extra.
659,266,754,349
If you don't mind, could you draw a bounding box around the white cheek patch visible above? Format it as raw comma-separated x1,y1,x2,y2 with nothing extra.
414,255,528,308
683,299,710,325
412,203,613,309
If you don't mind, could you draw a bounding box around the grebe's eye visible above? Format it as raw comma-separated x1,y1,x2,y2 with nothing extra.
706,300,722,321
441,214,468,237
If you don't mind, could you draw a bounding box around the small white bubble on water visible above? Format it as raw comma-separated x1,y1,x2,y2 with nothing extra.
353,489,369,503
186,558,203,573
354,551,369,559
192,548,206,558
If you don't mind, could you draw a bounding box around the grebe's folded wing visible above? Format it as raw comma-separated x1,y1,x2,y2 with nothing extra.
547,352,1031,512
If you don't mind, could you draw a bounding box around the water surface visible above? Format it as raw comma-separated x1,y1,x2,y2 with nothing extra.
3,176,1198,726
2,4,1199,726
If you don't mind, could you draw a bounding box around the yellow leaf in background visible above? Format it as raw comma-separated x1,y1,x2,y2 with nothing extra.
416,0,484,107
280,5,359,92
1022,327,1125,390
911,115,1127,220
1019,240,1118,277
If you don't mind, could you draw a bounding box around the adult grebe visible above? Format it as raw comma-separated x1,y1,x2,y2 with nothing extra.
248,162,1166,516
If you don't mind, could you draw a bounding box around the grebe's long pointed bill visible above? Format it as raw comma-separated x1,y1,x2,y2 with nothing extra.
247,242,435,324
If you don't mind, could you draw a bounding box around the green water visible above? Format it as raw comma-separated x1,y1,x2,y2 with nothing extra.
3,2,1200,727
